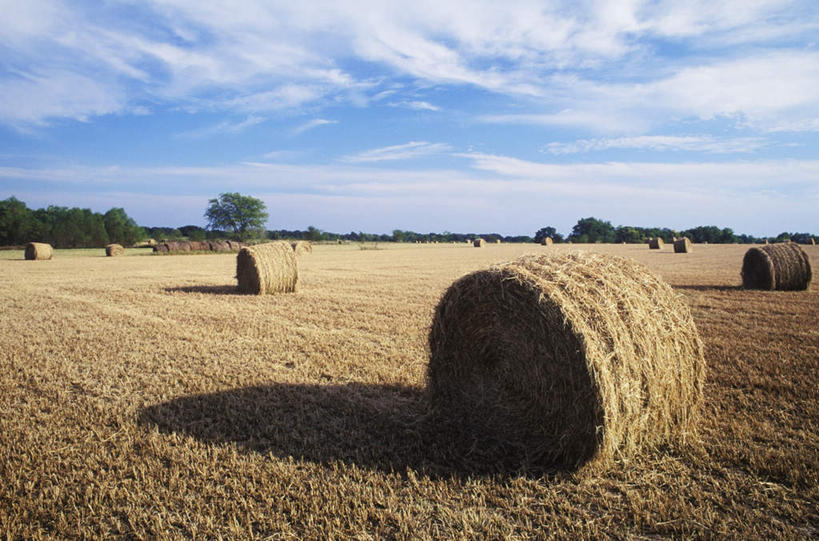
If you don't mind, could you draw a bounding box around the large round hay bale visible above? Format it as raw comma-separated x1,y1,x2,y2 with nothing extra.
473,238,486,247
105,243,125,257
236,241,298,294
291,241,313,255
673,237,692,254
226,240,244,252
153,243,169,253
741,243,812,291
540,237,553,246
25,242,52,260
648,237,664,249
427,252,705,469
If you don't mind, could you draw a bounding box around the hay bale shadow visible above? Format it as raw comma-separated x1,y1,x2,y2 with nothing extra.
138,383,566,479
165,285,241,295
672,285,743,292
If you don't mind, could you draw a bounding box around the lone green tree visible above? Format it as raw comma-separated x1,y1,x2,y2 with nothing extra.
205,193,269,241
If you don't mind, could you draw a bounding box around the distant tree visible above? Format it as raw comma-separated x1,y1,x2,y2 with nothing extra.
534,226,564,243
306,225,324,242
0,196,39,245
104,208,145,246
568,217,615,243
615,226,643,243
205,192,269,241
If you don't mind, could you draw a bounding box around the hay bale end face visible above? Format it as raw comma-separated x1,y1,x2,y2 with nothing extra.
25,242,53,260
673,237,692,254
648,237,664,249
427,252,705,469
105,243,125,257
473,238,486,247
291,240,313,255
741,243,812,291
540,237,553,246
236,241,298,294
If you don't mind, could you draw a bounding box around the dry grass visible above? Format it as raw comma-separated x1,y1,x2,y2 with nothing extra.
24,242,52,260
236,241,299,295
105,244,125,257
0,243,817,538
428,253,704,470
742,243,812,291
674,237,692,254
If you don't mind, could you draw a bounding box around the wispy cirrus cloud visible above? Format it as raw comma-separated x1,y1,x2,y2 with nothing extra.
293,118,338,134
175,116,265,139
341,142,453,163
544,135,769,155
389,100,441,111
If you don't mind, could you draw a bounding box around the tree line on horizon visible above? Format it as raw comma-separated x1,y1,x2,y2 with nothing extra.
0,196,814,249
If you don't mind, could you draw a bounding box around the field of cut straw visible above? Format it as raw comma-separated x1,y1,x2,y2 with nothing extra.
1,243,817,538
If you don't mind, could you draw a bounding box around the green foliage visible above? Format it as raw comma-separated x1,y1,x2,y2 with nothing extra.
205,192,269,241
104,208,145,246
568,217,616,243
534,226,564,243
0,197,40,245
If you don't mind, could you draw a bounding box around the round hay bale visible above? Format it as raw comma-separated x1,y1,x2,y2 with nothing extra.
236,241,298,294
473,238,486,247
540,237,553,246
673,237,692,254
427,252,705,468
227,240,245,251
741,243,812,291
105,243,125,257
25,242,52,260
291,241,313,255
494,239,501,244
153,243,169,253
648,237,664,249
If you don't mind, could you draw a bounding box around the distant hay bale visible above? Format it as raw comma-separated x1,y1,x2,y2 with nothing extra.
494,239,501,244
649,237,664,249
812,237,816,245
473,238,486,247
226,241,244,252
236,241,298,294
291,241,313,255
673,238,692,254
153,243,169,253
105,243,125,257
209,241,230,252
540,237,553,246
25,242,52,260
427,252,705,468
741,243,812,291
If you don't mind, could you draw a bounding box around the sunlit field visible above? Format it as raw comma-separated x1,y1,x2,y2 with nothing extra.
1,243,817,538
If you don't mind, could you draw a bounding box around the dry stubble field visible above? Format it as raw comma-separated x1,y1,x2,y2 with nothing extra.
1,243,817,538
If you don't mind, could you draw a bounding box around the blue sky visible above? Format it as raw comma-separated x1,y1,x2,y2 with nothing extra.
1,0,818,236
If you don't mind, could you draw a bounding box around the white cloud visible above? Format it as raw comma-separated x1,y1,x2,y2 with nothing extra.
293,118,338,134
2,152,817,235
2,0,815,129
544,135,768,155
341,142,454,163
389,100,441,111
175,116,265,139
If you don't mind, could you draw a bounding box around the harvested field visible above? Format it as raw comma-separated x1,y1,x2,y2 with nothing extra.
0,243,817,538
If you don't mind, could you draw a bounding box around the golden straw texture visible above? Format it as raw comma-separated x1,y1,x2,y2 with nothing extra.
291,241,313,255
649,237,664,249
236,241,298,294
673,238,692,254
105,244,125,257
540,237,553,246
24,242,52,260
473,238,486,247
741,243,812,291
428,252,705,469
